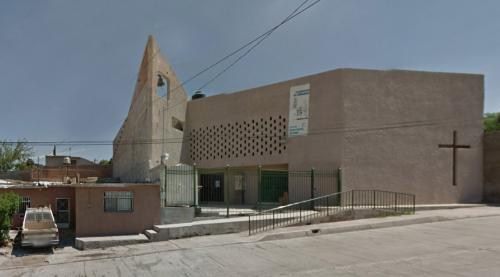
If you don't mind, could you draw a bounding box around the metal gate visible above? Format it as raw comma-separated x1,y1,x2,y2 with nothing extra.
161,164,196,207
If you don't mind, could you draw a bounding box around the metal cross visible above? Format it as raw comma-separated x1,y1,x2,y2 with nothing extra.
438,130,470,186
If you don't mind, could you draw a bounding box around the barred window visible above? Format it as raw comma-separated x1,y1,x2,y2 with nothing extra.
18,196,31,213
104,191,133,212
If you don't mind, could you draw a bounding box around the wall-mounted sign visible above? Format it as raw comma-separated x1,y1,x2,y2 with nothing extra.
234,175,244,191
288,84,310,137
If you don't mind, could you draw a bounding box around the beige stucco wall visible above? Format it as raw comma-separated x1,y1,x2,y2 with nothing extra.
484,132,500,202
186,70,344,170
74,184,160,237
186,69,483,204
339,69,483,204
113,36,188,182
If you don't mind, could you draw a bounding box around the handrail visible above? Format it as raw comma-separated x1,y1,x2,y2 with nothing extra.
252,190,345,215
248,189,415,235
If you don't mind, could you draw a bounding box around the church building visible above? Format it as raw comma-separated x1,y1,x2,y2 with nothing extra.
113,36,484,204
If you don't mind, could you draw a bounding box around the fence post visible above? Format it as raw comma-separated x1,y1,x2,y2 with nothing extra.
225,164,230,218
272,210,275,229
299,203,302,223
394,193,398,213
164,166,167,207
351,190,354,212
193,163,197,208
413,195,416,214
326,196,330,215
337,167,342,206
310,167,315,210
257,165,262,212
373,190,376,209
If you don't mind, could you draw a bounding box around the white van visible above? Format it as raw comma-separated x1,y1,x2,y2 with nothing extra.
21,207,59,247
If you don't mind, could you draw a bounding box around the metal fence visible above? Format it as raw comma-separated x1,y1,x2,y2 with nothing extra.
248,189,416,235
160,165,196,206
161,165,341,217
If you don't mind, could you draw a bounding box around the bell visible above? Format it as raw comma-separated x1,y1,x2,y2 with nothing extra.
157,75,165,87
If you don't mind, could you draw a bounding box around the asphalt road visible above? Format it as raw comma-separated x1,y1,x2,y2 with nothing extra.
2,214,500,276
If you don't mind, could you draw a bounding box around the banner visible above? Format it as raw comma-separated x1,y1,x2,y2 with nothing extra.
288,84,310,137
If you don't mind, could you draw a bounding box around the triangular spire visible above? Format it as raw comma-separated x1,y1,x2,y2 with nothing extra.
139,35,160,75
128,35,161,108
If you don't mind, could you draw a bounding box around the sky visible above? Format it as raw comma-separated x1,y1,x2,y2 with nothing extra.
0,0,499,163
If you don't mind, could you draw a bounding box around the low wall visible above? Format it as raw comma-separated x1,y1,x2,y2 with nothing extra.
34,165,113,182
160,207,194,224
0,170,32,181
484,132,500,202
0,165,112,182
75,184,160,237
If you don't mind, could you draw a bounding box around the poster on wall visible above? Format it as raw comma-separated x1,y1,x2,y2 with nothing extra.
288,83,310,137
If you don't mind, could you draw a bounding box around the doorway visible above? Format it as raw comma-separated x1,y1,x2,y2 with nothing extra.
55,198,70,228
199,174,224,202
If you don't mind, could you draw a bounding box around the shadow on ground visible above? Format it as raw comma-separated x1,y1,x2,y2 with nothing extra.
10,229,75,257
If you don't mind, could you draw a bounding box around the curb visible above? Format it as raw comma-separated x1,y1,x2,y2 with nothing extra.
257,214,500,242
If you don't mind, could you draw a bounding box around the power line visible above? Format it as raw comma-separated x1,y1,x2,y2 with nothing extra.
114,0,322,136
170,0,317,97
1,117,483,147
198,0,320,90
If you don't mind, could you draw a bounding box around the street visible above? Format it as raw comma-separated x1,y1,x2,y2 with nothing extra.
2,212,500,276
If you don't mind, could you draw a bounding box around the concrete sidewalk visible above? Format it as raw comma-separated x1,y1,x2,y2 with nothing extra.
76,203,488,250
256,205,500,241
2,206,500,270
4,208,500,276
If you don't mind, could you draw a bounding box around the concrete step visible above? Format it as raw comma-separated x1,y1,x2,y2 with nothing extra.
144,229,158,241
153,211,318,241
75,234,149,250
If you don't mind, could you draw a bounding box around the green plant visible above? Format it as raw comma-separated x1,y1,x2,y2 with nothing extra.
0,192,20,244
0,140,34,171
484,113,500,133
98,158,112,165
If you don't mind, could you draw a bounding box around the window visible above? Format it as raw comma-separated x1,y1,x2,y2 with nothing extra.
104,191,134,212
18,196,31,213
172,117,184,132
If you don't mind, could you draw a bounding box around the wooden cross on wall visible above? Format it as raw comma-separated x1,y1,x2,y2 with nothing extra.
438,130,470,186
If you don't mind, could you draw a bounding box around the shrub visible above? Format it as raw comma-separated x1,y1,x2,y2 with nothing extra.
0,192,20,244
484,113,500,134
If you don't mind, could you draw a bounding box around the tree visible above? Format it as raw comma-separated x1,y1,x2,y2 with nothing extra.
98,158,112,166
0,192,20,244
484,113,500,134
0,140,34,171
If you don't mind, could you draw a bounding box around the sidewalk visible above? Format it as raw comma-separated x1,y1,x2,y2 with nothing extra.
256,205,500,241
2,206,500,270
76,203,486,249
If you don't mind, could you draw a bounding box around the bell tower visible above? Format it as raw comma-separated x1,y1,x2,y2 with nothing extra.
113,35,189,182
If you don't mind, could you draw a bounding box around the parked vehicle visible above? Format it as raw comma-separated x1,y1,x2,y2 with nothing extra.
21,207,59,248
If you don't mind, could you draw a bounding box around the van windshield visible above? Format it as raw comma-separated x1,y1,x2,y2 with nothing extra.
25,212,53,221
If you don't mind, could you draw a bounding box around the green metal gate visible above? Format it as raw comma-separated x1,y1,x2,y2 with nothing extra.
260,171,288,203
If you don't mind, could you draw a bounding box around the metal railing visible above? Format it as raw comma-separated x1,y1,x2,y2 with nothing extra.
248,189,415,235
161,165,341,217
